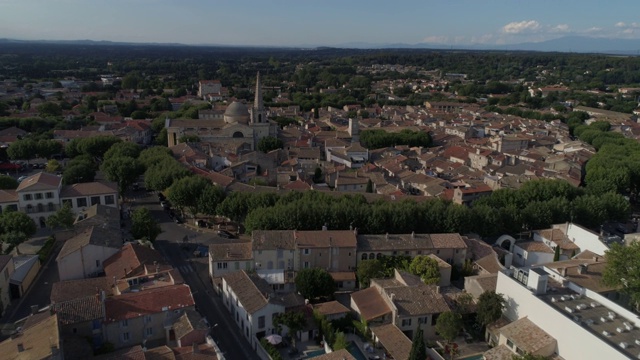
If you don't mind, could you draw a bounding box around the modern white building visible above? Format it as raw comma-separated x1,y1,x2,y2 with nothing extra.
496,262,635,359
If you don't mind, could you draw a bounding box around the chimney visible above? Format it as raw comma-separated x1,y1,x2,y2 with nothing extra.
411,231,415,239
30,305,38,315
385,233,389,240
593,256,599,262
322,224,328,231
436,286,441,293
559,267,567,277
353,227,358,236
17,343,24,352
578,264,588,274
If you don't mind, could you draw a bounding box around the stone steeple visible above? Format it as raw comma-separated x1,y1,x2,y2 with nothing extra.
252,72,265,124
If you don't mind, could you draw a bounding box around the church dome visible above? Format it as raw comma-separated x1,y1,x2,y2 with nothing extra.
224,101,250,124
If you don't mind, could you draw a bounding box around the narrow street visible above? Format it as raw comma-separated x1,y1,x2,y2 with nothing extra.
132,192,260,360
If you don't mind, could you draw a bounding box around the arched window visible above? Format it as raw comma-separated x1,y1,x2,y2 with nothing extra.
26,204,33,213
377,253,383,259
48,202,55,212
232,131,244,138
369,253,375,260
361,253,367,261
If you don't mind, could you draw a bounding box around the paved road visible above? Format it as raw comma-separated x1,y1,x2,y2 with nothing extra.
0,240,61,335
132,192,260,360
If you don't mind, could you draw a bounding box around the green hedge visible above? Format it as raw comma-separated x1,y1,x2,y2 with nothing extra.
37,236,56,262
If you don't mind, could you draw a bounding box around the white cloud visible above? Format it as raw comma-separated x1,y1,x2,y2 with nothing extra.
615,22,627,28
502,20,541,34
551,24,570,33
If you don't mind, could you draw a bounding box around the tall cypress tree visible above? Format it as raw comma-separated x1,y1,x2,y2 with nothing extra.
553,245,560,262
408,324,426,360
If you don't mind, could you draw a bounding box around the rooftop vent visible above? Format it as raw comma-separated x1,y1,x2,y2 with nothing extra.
635,339,640,346
617,327,627,333
565,306,574,313
620,342,629,349
585,319,595,325
602,330,611,337
590,302,599,308
601,317,609,323
625,322,634,331
576,304,588,311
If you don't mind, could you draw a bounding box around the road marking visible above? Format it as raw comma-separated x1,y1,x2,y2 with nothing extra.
180,264,193,273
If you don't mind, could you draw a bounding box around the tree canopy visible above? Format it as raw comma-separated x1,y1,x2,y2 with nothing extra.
294,268,336,300
0,175,18,190
168,176,210,217
131,207,162,242
46,202,75,230
257,136,283,153
408,255,441,285
101,156,143,197
476,291,506,327
435,311,463,343
408,325,427,360
603,241,640,306
356,259,384,288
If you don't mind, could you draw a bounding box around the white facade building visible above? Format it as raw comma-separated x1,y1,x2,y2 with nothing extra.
496,267,635,359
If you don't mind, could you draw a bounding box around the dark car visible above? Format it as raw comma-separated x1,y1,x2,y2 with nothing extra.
217,230,235,239
174,216,183,224
196,220,208,228
158,193,166,201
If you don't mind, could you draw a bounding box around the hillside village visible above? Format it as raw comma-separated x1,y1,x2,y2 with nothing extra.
0,48,639,360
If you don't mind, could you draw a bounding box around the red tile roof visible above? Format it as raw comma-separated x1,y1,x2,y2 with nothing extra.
16,172,61,191
103,243,168,280
104,284,195,323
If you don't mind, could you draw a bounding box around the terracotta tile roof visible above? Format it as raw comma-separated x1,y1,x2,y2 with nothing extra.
370,324,412,360
189,166,234,188
0,313,60,360
208,241,253,261
222,270,274,314
103,243,168,281
536,228,579,250
350,287,391,321
357,233,467,251
474,254,504,274
252,230,295,250
94,345,146,360
144,345,176,360
313,349,356,360
15,172,61,192
516,241,554,254
329,271,356,282
57,226,121,260
466,273,498,294
0,189,18,203
499,317,556,354
295,230,357,248
59,181,118,197
384,284,450,316
53,295,104,325
105,284,195,323
173,310,208,341
283,180,312,190
314,301,350,316
482,344,514,360
173,344,218,359
51,277,110,303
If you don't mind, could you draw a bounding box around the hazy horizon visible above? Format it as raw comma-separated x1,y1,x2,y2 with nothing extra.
1,0,640,49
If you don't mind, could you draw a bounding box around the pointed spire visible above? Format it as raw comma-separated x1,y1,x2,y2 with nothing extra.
254,71,263,111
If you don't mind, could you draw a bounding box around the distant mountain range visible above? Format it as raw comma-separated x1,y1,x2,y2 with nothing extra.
1,36,640,54
332,36,640,54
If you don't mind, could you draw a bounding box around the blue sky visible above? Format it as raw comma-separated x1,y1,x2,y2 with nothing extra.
1,0,639,46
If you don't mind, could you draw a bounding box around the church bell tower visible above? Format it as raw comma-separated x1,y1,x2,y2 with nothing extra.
252,72,266,124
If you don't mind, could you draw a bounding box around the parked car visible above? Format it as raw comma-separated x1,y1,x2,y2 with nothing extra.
196,220,208,228
217,230,235,239
160,200,171,209
132,183,140,191
174,216,183,224
17,175,28,183
158,193,166,202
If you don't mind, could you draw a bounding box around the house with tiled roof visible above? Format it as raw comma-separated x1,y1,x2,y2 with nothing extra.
104,284,196,349
313,301,351,321
356,232,468,268
56,226,122,281
52,293,105,340
0,312,62,360
370,323,412,360
9,254,40,299
103,243,177,295
351,269,451,341
221,270,285,350
172,310,210,348
208,241,254,284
